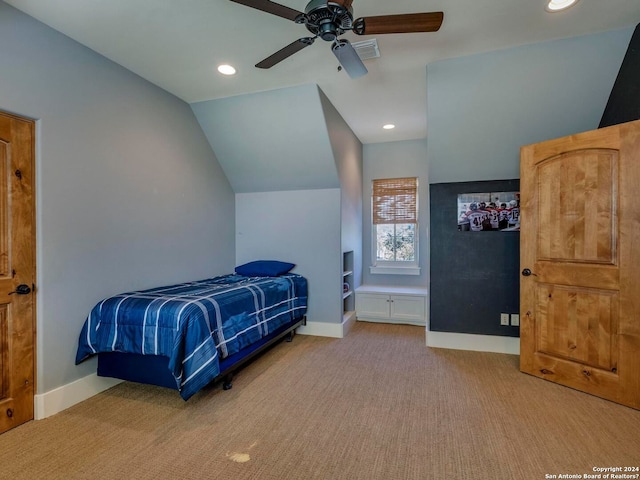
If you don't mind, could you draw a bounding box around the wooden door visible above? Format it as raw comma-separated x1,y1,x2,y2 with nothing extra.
0,112,36,433
520,119,640,410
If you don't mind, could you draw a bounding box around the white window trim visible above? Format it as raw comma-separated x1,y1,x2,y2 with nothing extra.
370,177,420,276
370,224,419,275
370,265,421,275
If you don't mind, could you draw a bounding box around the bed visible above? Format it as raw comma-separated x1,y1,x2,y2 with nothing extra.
75,263,308,400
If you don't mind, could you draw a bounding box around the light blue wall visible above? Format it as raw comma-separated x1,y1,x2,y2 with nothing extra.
0,2,235,392
362,139,429,288
4,0,630,394
191,84,340,193
318,89,363,290
234,87,362,325
427,27,634,184
236,189,342,324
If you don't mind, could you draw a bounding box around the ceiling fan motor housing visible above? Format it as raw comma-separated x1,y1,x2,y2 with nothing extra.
303,0,353,42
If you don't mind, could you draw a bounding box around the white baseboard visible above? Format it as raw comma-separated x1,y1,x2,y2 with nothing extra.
34,318,350,419
357,317,426,327
297,314,356,339
34,324,516,419
342,311,357,337
427,330,520,355
35,373,122,419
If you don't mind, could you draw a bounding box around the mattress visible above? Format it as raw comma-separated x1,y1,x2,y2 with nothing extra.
75,273,308,399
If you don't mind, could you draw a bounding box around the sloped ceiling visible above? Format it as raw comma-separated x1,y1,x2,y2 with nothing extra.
191,83,340,193
7,1,640,144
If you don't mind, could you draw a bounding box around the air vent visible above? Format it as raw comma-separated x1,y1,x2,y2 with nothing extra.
352,39,380,61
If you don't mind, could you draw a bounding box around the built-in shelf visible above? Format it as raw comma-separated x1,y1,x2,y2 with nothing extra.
342,251,355,316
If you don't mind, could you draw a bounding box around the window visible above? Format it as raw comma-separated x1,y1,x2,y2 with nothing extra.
371,177,420,275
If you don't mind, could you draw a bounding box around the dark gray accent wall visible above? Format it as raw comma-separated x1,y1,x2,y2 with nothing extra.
600,24,640,128
425,28,633,339
430,180,520,337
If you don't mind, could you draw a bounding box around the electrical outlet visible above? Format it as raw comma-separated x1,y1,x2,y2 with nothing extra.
500,313,509,326
511,313,520,327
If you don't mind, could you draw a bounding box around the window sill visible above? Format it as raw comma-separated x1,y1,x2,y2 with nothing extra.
370,266,421,276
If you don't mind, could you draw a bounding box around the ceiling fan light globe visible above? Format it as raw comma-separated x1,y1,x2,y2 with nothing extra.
332,40,368,79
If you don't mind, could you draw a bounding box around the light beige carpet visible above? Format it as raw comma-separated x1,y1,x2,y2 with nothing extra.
1,321,638,480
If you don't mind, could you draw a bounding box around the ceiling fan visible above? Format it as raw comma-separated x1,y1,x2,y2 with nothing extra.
230,0,444,78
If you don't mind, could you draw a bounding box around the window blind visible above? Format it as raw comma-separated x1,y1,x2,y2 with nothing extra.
372,177,418,224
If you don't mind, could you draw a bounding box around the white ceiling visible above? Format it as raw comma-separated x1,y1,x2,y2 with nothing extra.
5,0,640,144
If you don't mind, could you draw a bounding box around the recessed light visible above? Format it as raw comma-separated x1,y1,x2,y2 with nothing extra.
217,64,237,75
546,0,579,12
383,124,395,130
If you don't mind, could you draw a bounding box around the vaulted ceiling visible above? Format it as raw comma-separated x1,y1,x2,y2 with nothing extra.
6,0,640,144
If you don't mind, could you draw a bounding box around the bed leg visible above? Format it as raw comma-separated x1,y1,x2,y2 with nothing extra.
223,373,233,390
286,330,295,342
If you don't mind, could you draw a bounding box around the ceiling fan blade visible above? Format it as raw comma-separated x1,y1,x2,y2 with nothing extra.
332,40,368,79
230,0,304,22
353,12,444,35
256,37,315,69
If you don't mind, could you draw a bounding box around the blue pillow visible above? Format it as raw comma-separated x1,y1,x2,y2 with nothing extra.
235,260,295,277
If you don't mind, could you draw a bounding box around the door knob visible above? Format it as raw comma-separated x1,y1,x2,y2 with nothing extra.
9,284,31,295
521,268,537,277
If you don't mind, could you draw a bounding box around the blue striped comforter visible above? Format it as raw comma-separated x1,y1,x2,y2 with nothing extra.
75,273,308,399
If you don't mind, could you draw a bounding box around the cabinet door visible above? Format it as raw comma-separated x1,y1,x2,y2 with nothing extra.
390,295,425,323
355,293,390,319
